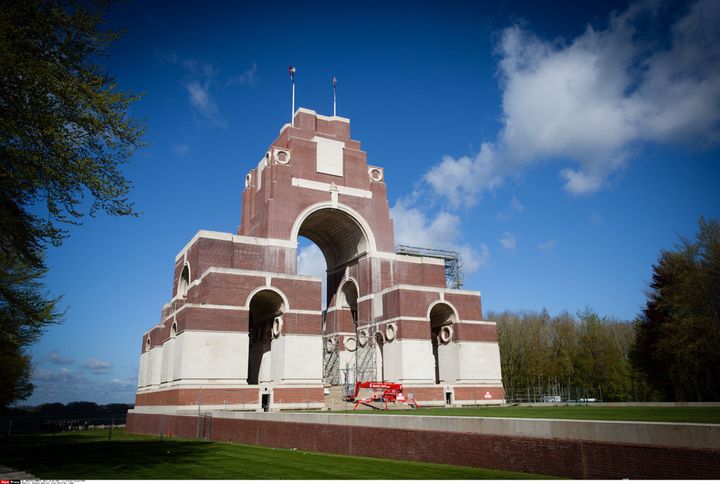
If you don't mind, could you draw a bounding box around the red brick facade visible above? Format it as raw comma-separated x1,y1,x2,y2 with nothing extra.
135,388,259,406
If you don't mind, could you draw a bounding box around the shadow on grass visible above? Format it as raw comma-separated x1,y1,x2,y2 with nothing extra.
0,432,214,479
0,429,553,479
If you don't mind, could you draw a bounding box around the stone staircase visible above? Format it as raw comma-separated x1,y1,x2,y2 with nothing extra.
324,385,355,411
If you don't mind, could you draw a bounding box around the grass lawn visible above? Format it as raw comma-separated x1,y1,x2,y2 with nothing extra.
0,429,551,479
342,405,720,423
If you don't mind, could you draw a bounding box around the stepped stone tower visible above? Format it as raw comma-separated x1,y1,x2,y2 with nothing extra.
133,108,503,412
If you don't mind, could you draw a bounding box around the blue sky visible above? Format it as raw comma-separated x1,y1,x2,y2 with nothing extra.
25,0,720,405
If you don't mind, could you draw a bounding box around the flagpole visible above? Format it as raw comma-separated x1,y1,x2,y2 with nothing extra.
333,77,337,117
289,66,296,127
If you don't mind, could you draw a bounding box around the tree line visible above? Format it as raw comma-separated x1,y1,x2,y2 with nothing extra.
491,308,652,402
4,401,132,417
492,218,720,402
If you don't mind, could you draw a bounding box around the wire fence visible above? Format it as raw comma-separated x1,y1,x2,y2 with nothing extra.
505,386,603,404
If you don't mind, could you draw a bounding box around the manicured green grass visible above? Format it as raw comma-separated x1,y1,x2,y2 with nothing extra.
0,429,550,479
343,405,720,423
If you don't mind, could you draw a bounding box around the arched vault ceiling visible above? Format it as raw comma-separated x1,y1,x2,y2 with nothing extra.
430,303,456,327
249,289,284,323
298,208,369,269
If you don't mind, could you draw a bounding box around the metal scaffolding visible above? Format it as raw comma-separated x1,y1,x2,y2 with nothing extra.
395,245,464,289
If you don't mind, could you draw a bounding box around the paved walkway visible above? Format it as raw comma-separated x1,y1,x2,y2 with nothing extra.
0,465,36,480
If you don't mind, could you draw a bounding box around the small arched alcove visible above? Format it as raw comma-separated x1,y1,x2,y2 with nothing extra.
429,302,457,384
178,264,190,298
339,279,359,327
247,289,284,385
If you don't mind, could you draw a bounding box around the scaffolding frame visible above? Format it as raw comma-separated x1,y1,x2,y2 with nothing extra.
395,245,463,289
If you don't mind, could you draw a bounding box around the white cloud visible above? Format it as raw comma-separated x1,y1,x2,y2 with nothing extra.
34,367,85,384
496,196,524,220
297,243,326,277
424,143,502,208
559,169,603,195
537,239,558,252
424,0,720,201
29,367,137,404
391,198,489,273
186,80,222,125
162,53,226,127
296,242,327,307
81,358,113,374
227,62,258,86
45,351,74,365
500,231,517,251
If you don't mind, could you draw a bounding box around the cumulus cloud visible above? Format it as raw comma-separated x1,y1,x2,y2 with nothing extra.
34,367,85,384
45,351,74,365
81,358,113,374
29,367,137,404
391,198,489,273
500,231,517,251
424,143,503,208
424,0,720,201
297,243,326,277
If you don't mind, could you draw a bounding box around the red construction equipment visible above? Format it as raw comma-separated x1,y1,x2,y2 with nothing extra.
345,381,419,410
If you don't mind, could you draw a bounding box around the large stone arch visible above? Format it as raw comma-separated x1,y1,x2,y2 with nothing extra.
291,202,377,271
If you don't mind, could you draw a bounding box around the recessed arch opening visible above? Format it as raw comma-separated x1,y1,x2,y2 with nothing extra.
297,208,370,271
339,279,359,328
178,264,190,298
247,289,284,385
429,302,456,384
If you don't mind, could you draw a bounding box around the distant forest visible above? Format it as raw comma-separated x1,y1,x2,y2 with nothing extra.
5,401,132,417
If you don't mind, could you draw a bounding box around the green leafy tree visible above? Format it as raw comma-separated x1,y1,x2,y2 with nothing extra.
549,311,578,388
494,308,638,402
631,218,720,401
0,0,144,409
